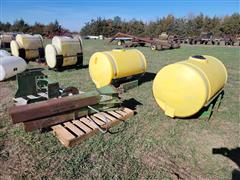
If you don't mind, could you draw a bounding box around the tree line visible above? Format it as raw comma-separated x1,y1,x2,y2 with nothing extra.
80,13,240,37
1,13,239,38
0,19,70,37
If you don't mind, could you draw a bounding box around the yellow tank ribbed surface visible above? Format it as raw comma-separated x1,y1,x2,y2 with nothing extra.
152,55,227,118
89,49,147,88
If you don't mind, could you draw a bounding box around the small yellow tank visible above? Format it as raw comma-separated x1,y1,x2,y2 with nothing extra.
152,55,227,118
89,49,147,88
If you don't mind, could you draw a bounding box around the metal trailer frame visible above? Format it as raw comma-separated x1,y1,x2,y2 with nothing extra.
109,32,180,50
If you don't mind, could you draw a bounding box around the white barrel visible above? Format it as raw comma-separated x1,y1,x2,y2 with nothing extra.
10,34,44,60
0,56,27,81
0,50,11,57
45,36,83,69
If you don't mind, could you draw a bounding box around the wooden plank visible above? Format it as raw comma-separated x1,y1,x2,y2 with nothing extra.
108,111,123,119
64,122,85,136
23,110,87,132
89,116,106,126
9,91,100,124
101,112,117,121
52,124,75,147
122,107,134,114
121,108,134,118
115,110,128,116
94,113,114,122
72,120,92,133
80,117,97,130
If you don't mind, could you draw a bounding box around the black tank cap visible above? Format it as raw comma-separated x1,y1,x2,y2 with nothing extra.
192,55,206,60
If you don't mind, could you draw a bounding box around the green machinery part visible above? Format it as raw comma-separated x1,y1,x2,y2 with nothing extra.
15,68,60,100
199,89,224,120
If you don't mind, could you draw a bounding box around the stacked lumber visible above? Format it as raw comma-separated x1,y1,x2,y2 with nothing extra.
9,91,100,131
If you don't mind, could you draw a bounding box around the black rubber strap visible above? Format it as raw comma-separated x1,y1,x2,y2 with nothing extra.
76,52,83,66
56,55,63,69
38,48,45,59
19,48,26,59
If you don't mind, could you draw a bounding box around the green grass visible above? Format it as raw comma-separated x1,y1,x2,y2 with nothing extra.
0,40,239,179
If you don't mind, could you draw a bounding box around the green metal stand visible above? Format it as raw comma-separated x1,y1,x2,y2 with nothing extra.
200,90,224,120
119,79,139,92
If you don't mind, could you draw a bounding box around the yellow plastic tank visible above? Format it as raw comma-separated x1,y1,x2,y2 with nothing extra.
45,36,83,69
152,55,227,118
89,49,147,88
10,34,44,60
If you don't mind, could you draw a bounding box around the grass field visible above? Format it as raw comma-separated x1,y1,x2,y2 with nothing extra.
0,40,239,179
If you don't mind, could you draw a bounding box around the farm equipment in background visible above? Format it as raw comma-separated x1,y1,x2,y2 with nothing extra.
185,32,240,46
109,32,180,50
223,35,236,46
187,32,221,45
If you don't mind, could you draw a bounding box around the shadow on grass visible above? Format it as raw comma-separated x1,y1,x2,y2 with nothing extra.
112,72,156,89
51,64,89,72
138,72,156,85
212,147,240,180
122,98,143,111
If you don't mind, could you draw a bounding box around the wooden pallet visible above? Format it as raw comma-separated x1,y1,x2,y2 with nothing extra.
52,108,134,147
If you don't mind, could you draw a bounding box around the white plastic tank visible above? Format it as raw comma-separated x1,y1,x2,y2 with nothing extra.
45,36,83,69
0,56,27,81
0,50,11,57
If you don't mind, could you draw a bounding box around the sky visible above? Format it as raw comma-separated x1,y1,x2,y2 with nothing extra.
0,0,239,31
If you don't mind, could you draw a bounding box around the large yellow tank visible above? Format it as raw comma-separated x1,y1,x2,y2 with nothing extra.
89,49,147,88
153,55,227,118
45,36,83,69
10,34,44,60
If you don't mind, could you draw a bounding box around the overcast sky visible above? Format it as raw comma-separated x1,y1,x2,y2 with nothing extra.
1,0,239,31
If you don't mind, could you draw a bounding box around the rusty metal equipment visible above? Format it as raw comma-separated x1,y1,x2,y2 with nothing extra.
223,35,236,46
9,84,122,132
109,32,180,50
